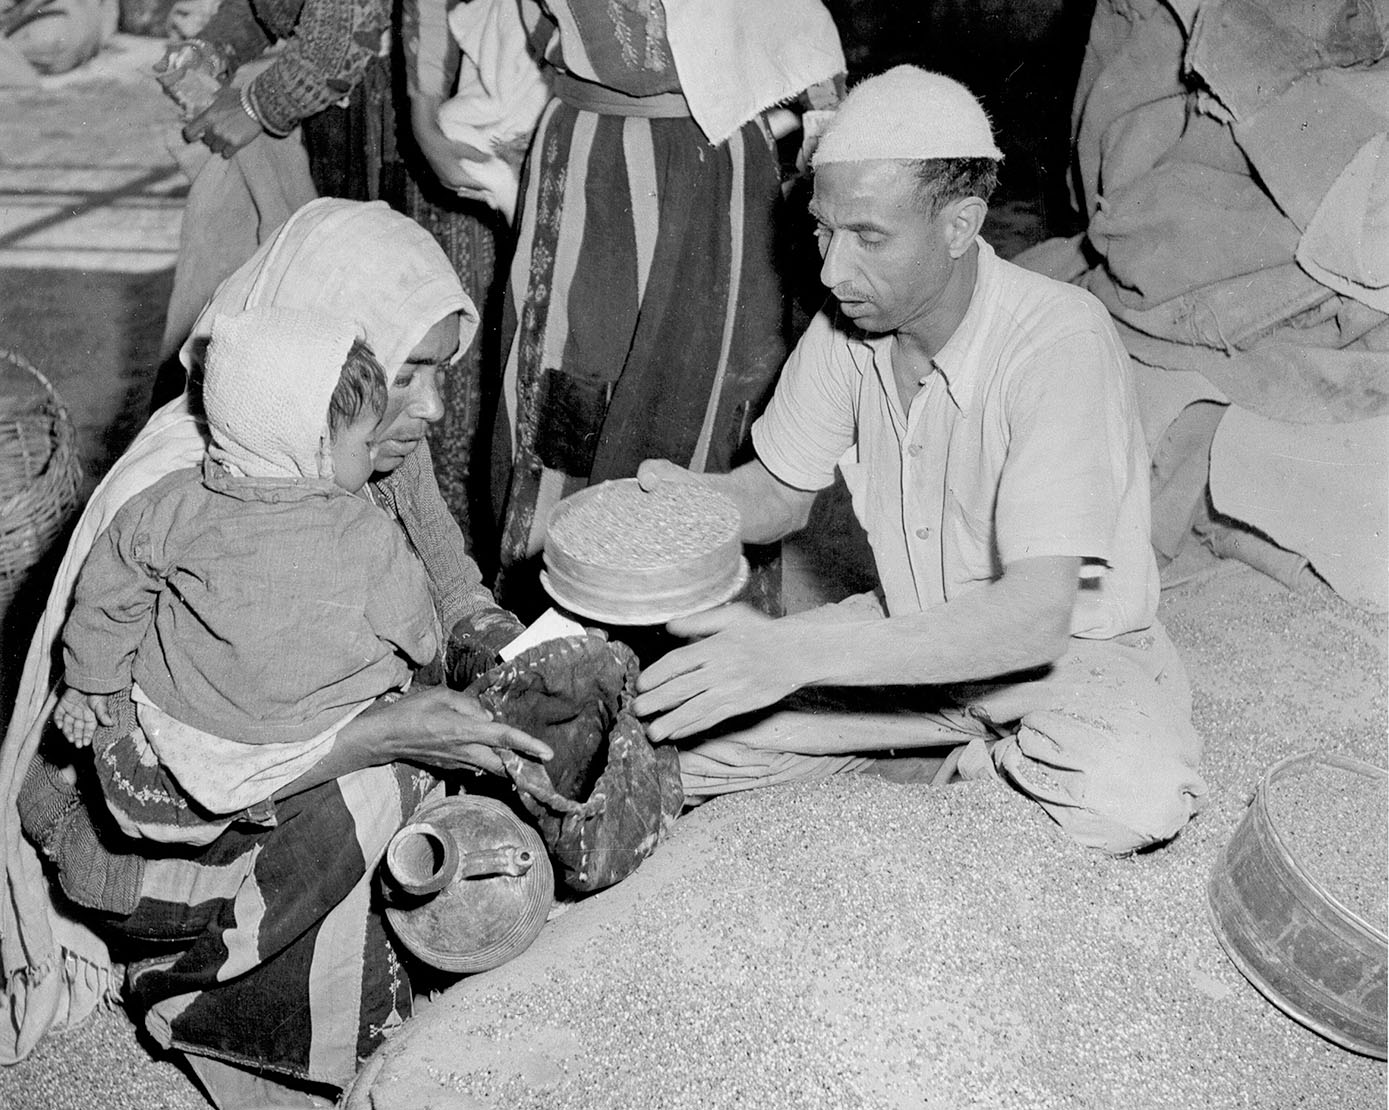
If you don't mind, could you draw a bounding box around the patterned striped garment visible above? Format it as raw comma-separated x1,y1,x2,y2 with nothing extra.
493,0,842,613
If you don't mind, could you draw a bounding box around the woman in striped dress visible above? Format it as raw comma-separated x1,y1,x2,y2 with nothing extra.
2,200,550,1108
471,0,844,618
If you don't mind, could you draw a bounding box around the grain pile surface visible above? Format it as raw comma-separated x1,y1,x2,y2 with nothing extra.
547,480,740,569
348,565,1387,1110
1267,758,1388,929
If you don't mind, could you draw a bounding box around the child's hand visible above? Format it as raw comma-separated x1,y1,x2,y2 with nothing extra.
53,688,112,748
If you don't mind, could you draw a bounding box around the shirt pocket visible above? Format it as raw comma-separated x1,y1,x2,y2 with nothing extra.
945,490,1001,583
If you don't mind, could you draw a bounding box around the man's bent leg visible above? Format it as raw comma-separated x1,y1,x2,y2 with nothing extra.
677,697,986,799
976,622,1207,854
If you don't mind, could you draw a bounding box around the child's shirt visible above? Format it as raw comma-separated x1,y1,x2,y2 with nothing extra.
64,459,440,746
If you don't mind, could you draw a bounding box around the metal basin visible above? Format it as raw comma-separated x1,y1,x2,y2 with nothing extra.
1208,751,1387,1058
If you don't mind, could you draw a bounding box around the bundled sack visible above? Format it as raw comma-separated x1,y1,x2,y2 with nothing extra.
465,633,683,894
1,0,115,76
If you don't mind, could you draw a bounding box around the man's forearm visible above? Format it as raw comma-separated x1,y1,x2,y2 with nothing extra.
633,557,1078,742
702,460,817,545
788,557,1078,689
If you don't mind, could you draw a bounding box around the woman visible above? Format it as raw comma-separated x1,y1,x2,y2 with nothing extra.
0,199,549,1107
475,0,846,618
173,0,391,199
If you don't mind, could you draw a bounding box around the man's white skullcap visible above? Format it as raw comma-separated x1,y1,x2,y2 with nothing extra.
813,66,1003,165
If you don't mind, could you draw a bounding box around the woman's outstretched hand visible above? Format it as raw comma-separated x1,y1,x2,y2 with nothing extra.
379,685,552,775
279,686,549,799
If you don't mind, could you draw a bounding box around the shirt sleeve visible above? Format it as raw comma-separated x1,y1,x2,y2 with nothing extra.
751,309,859,492
246,0,391,135
401,0,460,102
197,0,276,70
994,326,1129,566
362,513,443,667
372,438,508,632
62,498,166,696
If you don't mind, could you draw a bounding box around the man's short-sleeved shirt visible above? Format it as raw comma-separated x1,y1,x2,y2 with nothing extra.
752,238,1159,640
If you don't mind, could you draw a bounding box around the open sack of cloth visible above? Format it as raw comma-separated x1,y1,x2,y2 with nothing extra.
1015,0,1388,611
461,633,683,894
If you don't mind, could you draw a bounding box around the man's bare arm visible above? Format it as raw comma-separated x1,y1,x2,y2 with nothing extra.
633,555,1080,740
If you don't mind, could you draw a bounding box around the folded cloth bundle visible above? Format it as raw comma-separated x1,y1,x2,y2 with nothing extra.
466,633,683,893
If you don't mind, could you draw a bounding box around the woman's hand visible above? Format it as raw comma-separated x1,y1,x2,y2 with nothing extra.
410,96,495,202
286,685,552,799
183,82,263,158
370,685,552,776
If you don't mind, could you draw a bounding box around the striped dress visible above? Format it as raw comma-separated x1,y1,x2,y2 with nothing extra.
17,684,440,1090
493,0,836,615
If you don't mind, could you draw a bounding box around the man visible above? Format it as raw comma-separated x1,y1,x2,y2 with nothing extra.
631,67,1207,854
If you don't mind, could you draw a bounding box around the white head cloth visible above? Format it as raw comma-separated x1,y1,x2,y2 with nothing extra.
813,65,1004,165
203,307,359,481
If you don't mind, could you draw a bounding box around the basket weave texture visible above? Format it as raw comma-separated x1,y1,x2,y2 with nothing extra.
0,348,84,619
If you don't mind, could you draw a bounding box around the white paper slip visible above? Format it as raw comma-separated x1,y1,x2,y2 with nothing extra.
499,607,587,661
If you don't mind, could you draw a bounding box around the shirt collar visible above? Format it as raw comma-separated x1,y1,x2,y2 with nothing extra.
924,237,994,416
838,237,996,418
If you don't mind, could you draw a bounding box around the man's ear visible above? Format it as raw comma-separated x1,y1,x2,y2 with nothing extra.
944,196,987,259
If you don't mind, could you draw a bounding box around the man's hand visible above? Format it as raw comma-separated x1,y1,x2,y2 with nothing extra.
632,605,807,740
635,458,704,492
183,82,263,158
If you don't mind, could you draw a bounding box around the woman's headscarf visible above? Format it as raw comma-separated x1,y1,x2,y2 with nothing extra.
179,198,478,384
0,198,475,1065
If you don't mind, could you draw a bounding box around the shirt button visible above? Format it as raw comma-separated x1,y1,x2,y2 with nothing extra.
915,527,931,539
907,445,922,457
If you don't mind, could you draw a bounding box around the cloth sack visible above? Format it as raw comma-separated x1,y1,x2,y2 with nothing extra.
465,634,682,894
3,0,114,76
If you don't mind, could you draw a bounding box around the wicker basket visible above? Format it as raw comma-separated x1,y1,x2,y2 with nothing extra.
0,348,84,622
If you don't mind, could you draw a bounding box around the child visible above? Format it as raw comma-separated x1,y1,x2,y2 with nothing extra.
53,307,440,818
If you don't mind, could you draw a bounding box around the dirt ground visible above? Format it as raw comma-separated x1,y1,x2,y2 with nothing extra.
1,28,1386,1110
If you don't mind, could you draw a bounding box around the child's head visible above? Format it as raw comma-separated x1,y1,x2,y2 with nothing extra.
203,307,385,488
326,338,388,492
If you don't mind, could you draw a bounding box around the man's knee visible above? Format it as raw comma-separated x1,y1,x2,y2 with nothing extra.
1044,777,1204,855
995,711,1208,855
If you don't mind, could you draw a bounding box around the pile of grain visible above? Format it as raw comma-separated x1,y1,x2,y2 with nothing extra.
348,566,1387,1110
1268,757,1388,928
351,772,1385,1110
547,480,739,570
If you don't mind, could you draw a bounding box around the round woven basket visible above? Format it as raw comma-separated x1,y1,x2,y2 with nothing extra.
0,348,84,621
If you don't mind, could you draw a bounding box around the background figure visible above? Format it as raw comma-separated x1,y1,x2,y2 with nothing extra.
156,0,514,557
149,0,399,399
402,0,520,565
455,0,844,620
168,0,395,199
